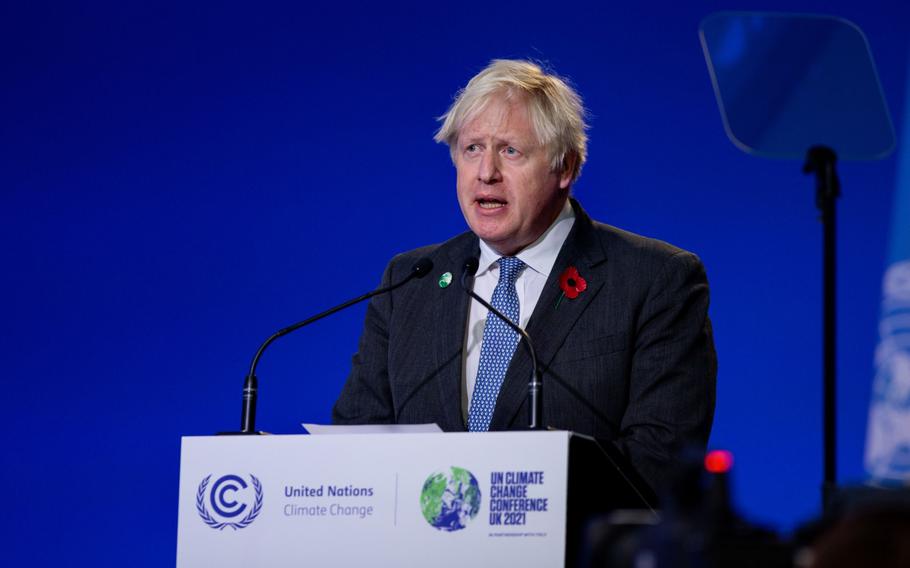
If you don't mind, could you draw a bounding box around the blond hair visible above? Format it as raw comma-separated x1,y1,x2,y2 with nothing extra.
434,59,588,182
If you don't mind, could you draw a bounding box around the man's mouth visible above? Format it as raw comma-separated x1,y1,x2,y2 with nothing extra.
477,198,507,210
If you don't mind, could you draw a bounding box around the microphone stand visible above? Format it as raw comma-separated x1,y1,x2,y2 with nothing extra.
227,257,434,435
803,145,840,509
461,260,544,430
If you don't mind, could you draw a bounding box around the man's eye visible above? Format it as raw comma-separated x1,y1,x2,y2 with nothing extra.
466,144,479,153
504,146,519,156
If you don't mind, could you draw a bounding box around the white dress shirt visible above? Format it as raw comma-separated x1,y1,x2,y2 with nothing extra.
462,199,576,418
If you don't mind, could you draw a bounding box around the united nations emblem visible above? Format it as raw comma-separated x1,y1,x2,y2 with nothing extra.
196,474,264,530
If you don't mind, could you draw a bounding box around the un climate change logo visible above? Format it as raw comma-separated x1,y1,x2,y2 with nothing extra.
196,474,263,530
420,467,481,531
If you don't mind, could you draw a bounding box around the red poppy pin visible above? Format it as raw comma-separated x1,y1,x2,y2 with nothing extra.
556,266,587,309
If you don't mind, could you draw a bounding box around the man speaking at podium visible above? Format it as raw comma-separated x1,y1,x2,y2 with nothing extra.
333,60,716,495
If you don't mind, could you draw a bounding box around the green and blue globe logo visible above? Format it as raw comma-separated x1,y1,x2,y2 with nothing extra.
420,467,481,531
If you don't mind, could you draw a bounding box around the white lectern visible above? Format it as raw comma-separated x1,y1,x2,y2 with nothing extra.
176,431,653,567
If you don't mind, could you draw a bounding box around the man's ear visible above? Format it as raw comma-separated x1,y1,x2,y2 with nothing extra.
558,152,577,189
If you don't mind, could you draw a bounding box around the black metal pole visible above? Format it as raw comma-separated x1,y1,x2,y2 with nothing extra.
241,373,257,434
528,369,543,430
803,146,840,510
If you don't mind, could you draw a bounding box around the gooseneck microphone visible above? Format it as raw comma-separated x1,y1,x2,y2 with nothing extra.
461,257,544,430
235,257,434,434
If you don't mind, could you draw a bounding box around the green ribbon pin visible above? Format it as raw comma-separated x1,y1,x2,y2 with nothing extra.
438,272,453,288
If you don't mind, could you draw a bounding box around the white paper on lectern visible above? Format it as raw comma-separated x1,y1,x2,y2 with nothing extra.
301,423,442,434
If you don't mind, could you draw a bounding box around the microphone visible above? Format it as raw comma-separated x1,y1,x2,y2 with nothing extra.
460,257,543,430
234,257,434,434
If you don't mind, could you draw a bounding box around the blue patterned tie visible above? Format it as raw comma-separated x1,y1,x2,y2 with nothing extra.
468,256,525,432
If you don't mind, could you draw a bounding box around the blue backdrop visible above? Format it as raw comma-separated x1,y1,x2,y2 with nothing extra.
2,1,908,564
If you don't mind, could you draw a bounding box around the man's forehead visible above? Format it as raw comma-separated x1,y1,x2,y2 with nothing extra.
457,96,535,142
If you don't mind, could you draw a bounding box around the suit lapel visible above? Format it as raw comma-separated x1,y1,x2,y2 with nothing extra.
489,200,608,429
432,234,478,431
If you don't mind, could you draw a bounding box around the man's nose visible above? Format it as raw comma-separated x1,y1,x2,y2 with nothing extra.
478,149,502,184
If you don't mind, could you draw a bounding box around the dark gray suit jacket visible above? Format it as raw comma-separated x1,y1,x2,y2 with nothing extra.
333,200,716,493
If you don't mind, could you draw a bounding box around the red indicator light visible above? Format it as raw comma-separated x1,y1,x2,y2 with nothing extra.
704,450,734,474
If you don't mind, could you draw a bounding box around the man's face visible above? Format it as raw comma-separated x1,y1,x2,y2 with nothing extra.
455,94,572,256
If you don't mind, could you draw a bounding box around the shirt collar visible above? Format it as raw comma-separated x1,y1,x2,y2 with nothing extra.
477,199,576,277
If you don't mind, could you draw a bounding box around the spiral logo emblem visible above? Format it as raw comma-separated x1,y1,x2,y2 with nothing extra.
196,474,263,530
